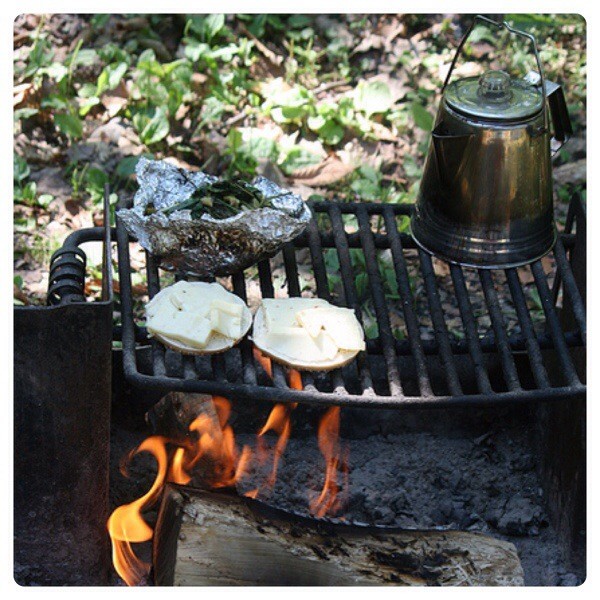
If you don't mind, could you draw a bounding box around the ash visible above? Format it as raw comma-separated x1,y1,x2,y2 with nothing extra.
110,399,582,586
234,406,579,586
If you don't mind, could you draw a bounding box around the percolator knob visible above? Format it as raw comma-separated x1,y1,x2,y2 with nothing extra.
478,70,512,102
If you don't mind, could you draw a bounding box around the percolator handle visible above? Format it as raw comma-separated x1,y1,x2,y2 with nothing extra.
544,80,573,152
442,15,549,128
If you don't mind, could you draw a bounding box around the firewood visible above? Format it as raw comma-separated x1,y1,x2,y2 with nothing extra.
146,392,218,443
153,485,524,586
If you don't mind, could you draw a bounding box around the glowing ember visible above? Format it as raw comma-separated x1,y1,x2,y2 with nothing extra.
309,406,349,518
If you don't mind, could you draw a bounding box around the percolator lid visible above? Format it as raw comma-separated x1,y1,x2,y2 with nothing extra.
444,69,544,121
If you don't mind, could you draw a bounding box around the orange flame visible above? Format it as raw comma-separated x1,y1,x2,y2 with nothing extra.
252,355,300,493
257,403,294,488
107,436,169,586
288,368,303,391
107,353,347,585
253,346,272,378
108,397,244,585
309,406,349,518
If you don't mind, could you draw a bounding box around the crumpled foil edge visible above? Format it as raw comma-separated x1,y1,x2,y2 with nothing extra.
118,157,312,276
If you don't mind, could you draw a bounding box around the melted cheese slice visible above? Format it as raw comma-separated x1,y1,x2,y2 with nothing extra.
146,281,250,350
313,330,339,360
210,307,242,339
256,298,365,365
263,327,323,360
147,307,212,348
296,306,365,351
262,298,329,333
211,298,243,318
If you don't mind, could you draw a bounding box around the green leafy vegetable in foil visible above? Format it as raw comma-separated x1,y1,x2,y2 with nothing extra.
144,178,286,219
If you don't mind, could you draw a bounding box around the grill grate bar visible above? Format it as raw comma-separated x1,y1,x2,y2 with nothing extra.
479,270,522,391
552,236,586,344
257,259,291,389
531,260,580,386
294,230,414,251
383,206,433,397
306,218,332,300
115,216,145,380
231,271,257,385
418,250,463,395
294,230,576,252
146,255,167,377
305,217,348,394
505,268,551,389
211,353,227,383
356,206,403,397
282,243,301,297
327,204,375,395
183,355,196,380
281,243,317,392
450,265,493,394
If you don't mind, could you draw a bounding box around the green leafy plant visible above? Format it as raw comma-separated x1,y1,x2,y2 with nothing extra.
14,275,25,306
54,112,84,139
264,85,314,125
186,14,227,45
279,146,323,175
411,101,434,132
223,129,258,177
85,168,109,205
350,165,407,204
133,106,170,146
14,156,53,207
354,80,394,118
307,102,345,145
65,161,109,206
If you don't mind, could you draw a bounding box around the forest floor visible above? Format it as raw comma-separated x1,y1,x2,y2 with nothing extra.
14,14,586,310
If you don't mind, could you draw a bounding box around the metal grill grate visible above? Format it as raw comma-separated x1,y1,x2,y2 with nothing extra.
116,198,585,409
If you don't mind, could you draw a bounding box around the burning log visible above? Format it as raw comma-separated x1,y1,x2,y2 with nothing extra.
146,392,219,442
153,485,525,586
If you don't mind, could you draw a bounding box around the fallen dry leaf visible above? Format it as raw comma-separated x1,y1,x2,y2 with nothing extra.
352,34,384,55
367,72,411,103
112,279,148,297
369,121,398,142
163,156,199,171
381,20,406,48
101,95,128,118
175,104,190,121
13,82,33,106
239,25,283,67
517,255,554,284
470,41,495,59
433,258,451,278
518,267,534,285
14,284,30,305
289,156,356,187
553,159,586,187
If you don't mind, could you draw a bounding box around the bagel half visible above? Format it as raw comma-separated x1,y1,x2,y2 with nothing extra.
146,281,252,355
251,299,365,371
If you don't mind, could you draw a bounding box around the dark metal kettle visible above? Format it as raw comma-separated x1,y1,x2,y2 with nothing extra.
411,15,573,268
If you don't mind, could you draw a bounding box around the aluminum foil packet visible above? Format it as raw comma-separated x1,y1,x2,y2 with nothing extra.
118,158,312,276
